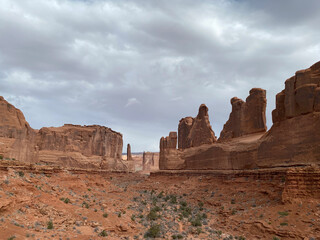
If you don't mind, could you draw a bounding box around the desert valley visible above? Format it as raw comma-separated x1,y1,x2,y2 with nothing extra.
0,62,319,239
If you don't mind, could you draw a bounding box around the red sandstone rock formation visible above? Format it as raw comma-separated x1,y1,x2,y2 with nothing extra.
36,124,123,169
159,61,320,171
0,97,36,162
159,132,183,170
186,104,217,148
0,96,125,170
219,88,267,141
258,61,320,167
178,117,193,149
272,61,320,122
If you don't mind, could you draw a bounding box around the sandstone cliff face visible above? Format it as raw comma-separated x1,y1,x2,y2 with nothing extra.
159,132,183,170
0,97,36,162
159,61,320,171
35,124,123,170
282,166,320,203
272,61,320,122
219,88,267,141
258,61,320,167
178,117,193,149
0,96,125,170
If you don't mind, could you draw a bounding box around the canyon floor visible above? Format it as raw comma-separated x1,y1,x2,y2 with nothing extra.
0,161,319,240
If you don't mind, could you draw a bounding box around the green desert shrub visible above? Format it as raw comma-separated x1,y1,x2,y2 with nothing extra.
144,224,161,238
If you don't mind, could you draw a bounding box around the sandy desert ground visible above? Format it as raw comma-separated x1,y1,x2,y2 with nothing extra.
0,160,319,240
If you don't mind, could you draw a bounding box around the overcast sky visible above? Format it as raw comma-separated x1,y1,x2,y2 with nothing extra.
0,0,319,152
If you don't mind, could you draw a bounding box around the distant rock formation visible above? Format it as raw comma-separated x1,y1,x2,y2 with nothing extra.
35,124,123,170
127,144,132,161
0,97,125,170
159,61,320,171
159,132,183,170
142,151,158,171
219,88,267,141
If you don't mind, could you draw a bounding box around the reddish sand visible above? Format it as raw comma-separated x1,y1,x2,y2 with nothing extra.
0,161,319,239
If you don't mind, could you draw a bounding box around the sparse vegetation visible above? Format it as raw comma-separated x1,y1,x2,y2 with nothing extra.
60,197,70,204
99,230,108,237
47,220,53,229
278,211,289,217
144,224,161,238
103,213,108,218
82,201,89,209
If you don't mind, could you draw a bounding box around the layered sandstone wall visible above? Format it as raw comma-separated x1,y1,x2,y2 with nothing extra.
219,88,267,141
35,124,124,170
0,97,36,162
282,166,320,203
159,132,184,170
272,61,320,122
258,61,320,167
0,97,125,170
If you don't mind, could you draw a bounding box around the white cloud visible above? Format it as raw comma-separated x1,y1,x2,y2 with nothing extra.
125,98,140,108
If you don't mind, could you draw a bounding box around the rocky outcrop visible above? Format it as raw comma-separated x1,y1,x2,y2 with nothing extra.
159,61,320,171
159,132,183,170
160,105,217,170
272,61,320,122
0,97,36,162
127,144,132,161
178,117,193,149
0,96,125,170
185,104,217,148
282,166,320,203
219,88,267,141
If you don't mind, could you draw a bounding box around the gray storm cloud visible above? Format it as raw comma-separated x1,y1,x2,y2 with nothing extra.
0,0,319,152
